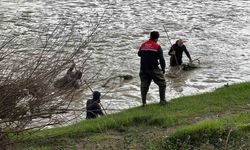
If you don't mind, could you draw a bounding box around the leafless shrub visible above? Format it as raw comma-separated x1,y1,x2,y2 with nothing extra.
0,11,109,145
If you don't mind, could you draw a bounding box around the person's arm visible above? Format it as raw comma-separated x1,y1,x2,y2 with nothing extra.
138,48,142,57
67,63,75,74
183,45,192,62
168,45,175,56
96,103,104,116
158,46,166,74
90,101,104,116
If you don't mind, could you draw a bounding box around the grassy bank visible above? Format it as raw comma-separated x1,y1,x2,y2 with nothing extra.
153,113,250,150
11,82,250,149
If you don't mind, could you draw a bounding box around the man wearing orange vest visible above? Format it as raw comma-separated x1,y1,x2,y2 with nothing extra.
138,31,167,106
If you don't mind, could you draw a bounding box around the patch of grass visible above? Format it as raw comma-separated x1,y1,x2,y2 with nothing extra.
12,82,250,148
19,146,52,150
159,120,226,149
154,113,250,150
90,134,114,143
18,139,78,150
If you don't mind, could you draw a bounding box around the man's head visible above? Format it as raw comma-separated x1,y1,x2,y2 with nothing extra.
93,91,101,102
150,31,159,42
177,39,184,47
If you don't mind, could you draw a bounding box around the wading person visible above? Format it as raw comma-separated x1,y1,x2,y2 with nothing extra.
86,91,104,119
54,63,82,89
138,31,167,106
168,39,192,67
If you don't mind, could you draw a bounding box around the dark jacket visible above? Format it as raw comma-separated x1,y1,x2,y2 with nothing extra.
86,99,104,119
168,43,191,66
138,40,166,72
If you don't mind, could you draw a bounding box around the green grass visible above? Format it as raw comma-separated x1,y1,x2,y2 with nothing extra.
11,82,250,149
154,113,250,150
21,146,52,150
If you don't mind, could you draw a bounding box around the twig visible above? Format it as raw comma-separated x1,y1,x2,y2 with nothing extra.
225,128,233,150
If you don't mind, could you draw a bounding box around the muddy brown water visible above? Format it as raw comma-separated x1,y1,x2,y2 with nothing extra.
0,0,250,123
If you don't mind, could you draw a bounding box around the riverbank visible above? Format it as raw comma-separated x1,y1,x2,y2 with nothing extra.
11,82,250,149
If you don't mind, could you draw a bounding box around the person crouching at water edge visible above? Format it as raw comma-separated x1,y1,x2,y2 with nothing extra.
168,39,192,67
138,31,167,106
54,62,82,89
86,91,104,119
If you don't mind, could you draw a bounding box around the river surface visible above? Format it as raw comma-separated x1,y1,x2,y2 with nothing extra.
1,0,250,120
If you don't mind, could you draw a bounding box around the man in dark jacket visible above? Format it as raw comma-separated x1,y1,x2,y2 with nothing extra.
138,31,167,106
54,63,82,89
86,91,104,119
168,39,192,66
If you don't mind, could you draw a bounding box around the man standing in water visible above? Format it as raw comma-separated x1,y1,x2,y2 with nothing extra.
168,39,192,66
54,62,82,89
138,31,167,106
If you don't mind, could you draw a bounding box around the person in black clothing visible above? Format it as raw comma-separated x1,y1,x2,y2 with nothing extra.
138,31,167,106
54,63,82,89
86,91,104,119
168,39,192,66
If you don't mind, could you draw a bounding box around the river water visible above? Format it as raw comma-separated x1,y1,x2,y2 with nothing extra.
1,0,250,119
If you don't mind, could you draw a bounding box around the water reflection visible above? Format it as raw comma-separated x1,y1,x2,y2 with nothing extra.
166,67,191,93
